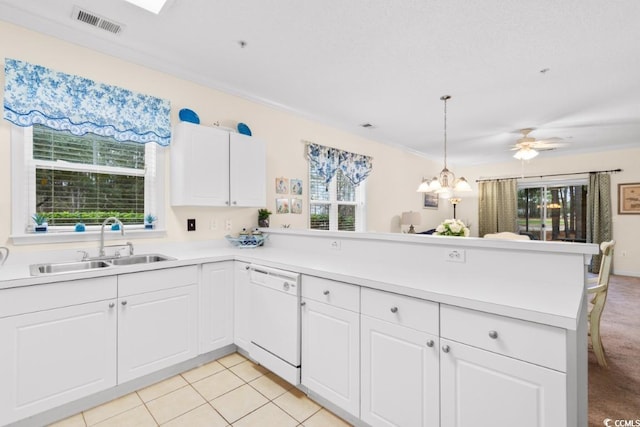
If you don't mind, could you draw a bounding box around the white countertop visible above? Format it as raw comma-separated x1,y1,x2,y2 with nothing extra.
0,231,599,330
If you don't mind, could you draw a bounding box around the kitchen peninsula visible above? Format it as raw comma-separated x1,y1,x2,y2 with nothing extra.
0,230,597,427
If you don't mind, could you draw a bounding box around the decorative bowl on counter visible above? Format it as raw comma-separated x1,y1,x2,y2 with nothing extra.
225,233,268,248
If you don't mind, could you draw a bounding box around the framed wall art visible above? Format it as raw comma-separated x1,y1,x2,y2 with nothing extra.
276,198,290,214
618,182,640,214
276,178,289,194
423,192,439,209
291,198,303,214
290,179,303,195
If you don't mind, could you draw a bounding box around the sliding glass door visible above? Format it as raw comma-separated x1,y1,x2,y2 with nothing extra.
517,182,587,241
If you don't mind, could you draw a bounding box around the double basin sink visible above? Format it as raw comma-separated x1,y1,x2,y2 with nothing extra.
30,254,176,276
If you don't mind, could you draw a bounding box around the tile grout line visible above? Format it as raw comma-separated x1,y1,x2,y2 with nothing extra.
136,390,160,426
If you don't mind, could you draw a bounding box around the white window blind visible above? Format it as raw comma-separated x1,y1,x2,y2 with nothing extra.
309,166,365,231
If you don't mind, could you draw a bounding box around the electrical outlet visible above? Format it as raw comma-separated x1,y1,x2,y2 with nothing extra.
225,219,232,231
330,240,341,250
210,218,217,230
445,249,465,263
187,218,196,231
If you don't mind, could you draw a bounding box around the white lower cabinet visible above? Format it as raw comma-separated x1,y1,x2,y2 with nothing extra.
440,338,567,427
440,304,567,427
117,267,199,383
360,288,440,427
200,262,234,353
301,298,360,417
233,261,251,350
0,277,117,426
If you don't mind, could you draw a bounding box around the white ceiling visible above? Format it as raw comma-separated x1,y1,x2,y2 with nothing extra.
2,0,640,166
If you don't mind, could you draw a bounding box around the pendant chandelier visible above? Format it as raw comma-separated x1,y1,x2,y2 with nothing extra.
417,95,471,198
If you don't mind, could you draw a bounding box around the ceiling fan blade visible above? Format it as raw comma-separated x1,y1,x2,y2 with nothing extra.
535,137,564,143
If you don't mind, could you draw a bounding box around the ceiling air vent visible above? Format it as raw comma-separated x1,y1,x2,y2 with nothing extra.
72,6,124,35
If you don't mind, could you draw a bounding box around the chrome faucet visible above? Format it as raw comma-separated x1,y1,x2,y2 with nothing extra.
99,217,124,257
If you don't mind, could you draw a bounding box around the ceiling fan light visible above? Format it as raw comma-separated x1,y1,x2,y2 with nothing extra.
513,148,539,160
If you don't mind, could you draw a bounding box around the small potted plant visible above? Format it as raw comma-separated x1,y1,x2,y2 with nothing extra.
144,213,157,229
32,213,48,232
258,209,272,228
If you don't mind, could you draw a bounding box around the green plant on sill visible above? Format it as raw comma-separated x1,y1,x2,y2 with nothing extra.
145,213,157,224
258,209,272,220
32,213,48,225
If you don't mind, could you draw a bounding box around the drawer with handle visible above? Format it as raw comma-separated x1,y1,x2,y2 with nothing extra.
361,287,438,334
301,275,360,312
440,304,566,371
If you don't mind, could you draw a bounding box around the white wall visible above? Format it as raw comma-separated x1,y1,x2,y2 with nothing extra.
0,21,444,255
454,148,640,277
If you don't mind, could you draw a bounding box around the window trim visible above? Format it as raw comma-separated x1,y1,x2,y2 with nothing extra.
10,126,166,245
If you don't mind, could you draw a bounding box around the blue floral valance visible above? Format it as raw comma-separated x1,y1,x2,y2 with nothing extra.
307,142,373,187
3,58,171,146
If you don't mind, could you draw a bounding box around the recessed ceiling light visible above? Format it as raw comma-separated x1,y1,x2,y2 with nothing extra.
123,0,168,14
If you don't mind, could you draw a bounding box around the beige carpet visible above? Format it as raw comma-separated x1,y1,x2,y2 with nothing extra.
588,274,640,425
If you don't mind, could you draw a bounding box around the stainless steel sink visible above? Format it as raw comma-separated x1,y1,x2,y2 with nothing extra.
29,254,175,275
109,253,176,266
30,260,112,276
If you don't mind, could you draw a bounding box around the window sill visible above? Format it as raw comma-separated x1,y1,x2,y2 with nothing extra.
10,229,167,246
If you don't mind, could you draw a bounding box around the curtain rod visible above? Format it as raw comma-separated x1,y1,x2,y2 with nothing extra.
476,168,622,183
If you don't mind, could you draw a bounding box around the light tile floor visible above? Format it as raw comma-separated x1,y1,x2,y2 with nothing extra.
49,353,352,427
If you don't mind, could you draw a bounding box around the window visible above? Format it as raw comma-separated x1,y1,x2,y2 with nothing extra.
11,125,164,241
517,180,587,241
309,165,366,231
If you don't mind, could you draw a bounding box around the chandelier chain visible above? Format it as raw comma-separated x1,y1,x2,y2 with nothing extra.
441,95,451,169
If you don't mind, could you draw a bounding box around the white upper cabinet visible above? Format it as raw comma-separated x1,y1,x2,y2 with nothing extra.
171,122,266,207
229,132,266,207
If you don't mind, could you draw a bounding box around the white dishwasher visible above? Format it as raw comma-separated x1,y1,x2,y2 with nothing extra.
248,265,301,385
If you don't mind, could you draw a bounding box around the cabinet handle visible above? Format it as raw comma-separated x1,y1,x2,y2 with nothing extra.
300,301,306,306
488,330,499,339
233,201,237,205
225,201,230,205
323,290,330,295
426,340,434,347
390,306,398,313
245,265,250,270
121,300,128,306
108,302,115,308
442,345,450,353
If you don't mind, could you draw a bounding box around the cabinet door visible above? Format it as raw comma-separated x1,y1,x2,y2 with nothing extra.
229,132,266,207
200,262,234,353
171,122,230,206
361,315,439,427
440,339,567,427
0,300,117,426
301,299,360,417
118,285,198,383
233,262,251,350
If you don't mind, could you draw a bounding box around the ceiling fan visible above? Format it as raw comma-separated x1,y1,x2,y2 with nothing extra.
511,128,565,160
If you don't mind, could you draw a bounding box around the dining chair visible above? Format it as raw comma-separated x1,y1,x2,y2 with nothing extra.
587,240,615,368
483,231,531,240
